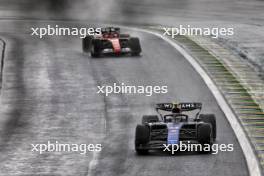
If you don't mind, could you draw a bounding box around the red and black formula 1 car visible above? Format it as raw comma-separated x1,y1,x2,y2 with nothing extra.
82,27,142,57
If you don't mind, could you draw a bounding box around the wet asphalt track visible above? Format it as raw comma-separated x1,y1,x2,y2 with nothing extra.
0,0,252,176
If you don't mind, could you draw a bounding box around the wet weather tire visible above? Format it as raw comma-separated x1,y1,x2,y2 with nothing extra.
129,37,141,56
135,125,150,154
82,36,92,53
198,123,212,144
91,39,102,58
198,123,213,153
199,114,216,140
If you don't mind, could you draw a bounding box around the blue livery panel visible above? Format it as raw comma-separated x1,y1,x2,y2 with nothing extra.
167,123,183,145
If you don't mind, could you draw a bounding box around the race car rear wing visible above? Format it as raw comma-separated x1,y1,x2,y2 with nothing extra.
155,102,202,119
156,102,202,112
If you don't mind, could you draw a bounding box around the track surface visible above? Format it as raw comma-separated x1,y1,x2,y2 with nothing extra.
0,1,251,176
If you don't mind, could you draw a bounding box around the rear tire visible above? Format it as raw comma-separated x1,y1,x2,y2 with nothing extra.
135,125,150,154
142,115,159,124
129,37,141,56
82,36,92,53
199,114,216,140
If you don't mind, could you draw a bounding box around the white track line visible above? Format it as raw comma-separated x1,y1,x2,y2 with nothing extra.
124,26,261,176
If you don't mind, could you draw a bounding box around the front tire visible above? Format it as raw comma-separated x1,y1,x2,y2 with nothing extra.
135,125,150,154
91,39,102,58
82,36,92,53
129,37,141,56
198,123,213,153
199,114,216,140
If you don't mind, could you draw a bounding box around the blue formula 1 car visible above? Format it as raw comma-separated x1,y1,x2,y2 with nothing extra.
135,102,216,154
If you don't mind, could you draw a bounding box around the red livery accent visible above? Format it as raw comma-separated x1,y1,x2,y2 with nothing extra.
109,38,121,53
82,27,141,57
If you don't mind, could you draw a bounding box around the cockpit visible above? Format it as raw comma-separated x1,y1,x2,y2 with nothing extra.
101,27,120,38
